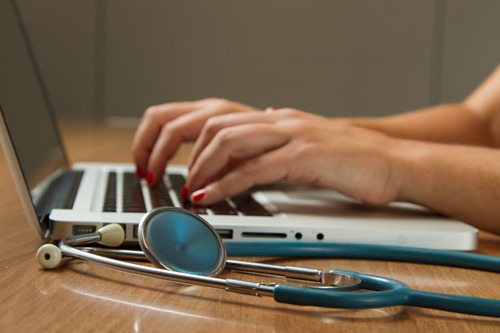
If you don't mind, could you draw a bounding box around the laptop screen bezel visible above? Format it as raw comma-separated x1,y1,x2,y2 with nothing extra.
0,0,72,239
0,104,48,238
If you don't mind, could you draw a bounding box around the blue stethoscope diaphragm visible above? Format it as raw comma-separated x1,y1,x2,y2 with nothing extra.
138,207,226,276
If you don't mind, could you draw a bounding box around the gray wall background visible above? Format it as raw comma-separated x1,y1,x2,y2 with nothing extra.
17,0,500,119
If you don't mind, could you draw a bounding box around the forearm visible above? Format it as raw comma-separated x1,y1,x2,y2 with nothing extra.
393,140,500,235
341,103,493,146
344,65,500,147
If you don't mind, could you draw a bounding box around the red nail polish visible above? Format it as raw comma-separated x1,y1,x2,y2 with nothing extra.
180,185,188,201
135,165,143,178
191,189,206,202
146,171,153,184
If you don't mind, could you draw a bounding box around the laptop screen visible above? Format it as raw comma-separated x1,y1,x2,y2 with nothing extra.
0,0,67,192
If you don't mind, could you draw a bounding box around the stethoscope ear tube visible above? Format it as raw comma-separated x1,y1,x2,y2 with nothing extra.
274,284,408,309
225,242,500,273
407,289,500,317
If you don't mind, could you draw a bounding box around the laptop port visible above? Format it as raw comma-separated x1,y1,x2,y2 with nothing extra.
241,232,287,239
216,229,233,239
72,225,96,235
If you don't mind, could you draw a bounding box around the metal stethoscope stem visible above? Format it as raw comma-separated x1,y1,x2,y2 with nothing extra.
80,246,359,289
40,225,360,299
64,242,276,297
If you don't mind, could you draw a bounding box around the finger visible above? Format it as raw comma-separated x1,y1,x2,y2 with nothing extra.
187,123,290,193
131,101,203,176
135,99,260,183
189,147,291,205
188,111,277,169
143,105,227,183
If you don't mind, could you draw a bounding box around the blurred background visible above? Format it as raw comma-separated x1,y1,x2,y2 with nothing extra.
16,0,500,120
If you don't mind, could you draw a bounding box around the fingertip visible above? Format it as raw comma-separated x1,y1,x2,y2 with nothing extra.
145,169,165,185
132,147,151,179
189,183,229,206
135,165,143,178
146,170,154,184
180,185,189,201
191,188,206,203
190,187,222,206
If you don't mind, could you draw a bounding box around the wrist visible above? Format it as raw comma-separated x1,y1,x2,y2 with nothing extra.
387,139,431,204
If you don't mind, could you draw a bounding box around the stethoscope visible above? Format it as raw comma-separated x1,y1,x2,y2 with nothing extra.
36,207,500,318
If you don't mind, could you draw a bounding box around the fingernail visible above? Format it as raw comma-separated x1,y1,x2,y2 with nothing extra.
135,165,143,178
146,171,153,184
191,189,206,202
265,106,276,112
180,185,188,200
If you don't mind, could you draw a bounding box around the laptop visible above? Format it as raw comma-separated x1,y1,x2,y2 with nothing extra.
0,0,478,251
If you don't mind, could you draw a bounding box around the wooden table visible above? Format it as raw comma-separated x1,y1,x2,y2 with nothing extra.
1,118,499,332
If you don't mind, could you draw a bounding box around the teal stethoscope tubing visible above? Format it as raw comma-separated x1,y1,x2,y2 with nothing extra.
225,242,500,273
275,270,500,317
77,246,500,317
227,242,500,317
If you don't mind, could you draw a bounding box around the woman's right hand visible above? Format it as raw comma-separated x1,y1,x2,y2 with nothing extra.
131,98,260,184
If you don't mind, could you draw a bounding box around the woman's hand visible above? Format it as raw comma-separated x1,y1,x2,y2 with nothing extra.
132,99,500,234
185,108,406,206
131,98,259,184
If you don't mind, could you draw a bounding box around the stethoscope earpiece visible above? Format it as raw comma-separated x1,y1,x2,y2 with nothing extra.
37,244,62,269
37,222,126,270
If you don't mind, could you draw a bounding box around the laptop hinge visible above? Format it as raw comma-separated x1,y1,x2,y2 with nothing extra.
40,213,51,238
35,170,84,226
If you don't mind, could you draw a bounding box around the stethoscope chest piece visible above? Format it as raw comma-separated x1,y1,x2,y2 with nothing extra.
138,207,226,276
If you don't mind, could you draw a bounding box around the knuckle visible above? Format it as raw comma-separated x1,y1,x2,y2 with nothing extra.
143,103,177,121
283,119,309,134
206,98,233,111
143,105,161,119
235,164,260,189
200,97,222,104
297,141,321,158
204,117,225,136
160,121,181,140
131,143,143,157
240,160,260,179
214,127,238,147
277,108,301,118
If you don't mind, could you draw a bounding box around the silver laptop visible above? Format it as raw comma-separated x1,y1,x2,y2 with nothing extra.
0,0,478,251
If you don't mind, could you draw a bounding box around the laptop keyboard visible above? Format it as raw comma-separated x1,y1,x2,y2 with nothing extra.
103,172,272,216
